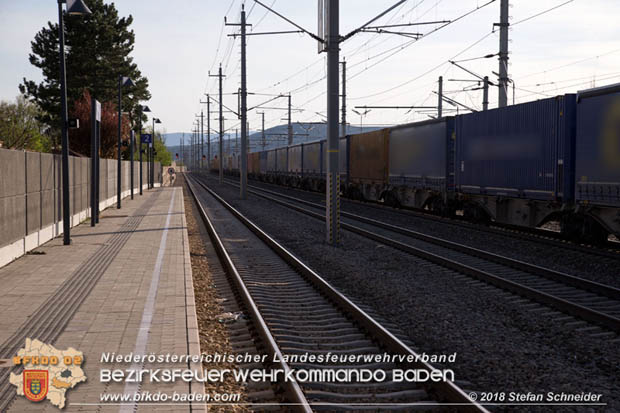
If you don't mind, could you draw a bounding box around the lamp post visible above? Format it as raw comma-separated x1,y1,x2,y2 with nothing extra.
138,105,151,195
130,129,135,199
117,76,135,208
58,0,91,245
151,118,162,188
351,109,371,132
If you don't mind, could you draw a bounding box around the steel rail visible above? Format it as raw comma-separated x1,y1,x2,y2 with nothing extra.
233,180,620,301
242,175,620,258
185,176,312,413
189,174,488,413
212,176,620,333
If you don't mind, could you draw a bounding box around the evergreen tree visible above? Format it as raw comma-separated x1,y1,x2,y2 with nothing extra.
19,0,150,153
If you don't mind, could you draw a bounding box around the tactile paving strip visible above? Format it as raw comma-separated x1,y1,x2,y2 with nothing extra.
0,191,162,411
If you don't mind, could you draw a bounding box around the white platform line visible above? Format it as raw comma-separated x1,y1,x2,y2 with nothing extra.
119,188,177,413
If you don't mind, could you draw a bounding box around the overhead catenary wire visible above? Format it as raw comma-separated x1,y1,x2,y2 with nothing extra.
199,0,613,138
247,0,443,129
511,0,575,27
345,0,583,120
344,0,580,113
259,0,498,128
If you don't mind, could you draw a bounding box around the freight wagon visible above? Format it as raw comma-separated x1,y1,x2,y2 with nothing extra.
222,84,620,242
302,140,324,191
572,84,620,241
386,118,455,212
248,152,260,177
287,144,303,187
345,129,390,201
455,94,576,229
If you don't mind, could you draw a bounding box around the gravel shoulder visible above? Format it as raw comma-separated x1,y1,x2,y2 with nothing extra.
200,174,620,412
180,175,251,412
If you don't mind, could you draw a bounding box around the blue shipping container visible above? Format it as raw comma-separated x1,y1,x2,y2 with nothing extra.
455,95,576,201
389,117,455,192
575,90,620,206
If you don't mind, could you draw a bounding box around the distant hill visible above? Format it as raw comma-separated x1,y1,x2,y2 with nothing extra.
165,122,383,161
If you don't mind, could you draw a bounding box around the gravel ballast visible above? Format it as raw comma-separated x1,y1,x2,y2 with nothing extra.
181,176,251,412
196,174,620,412
241,179,620,289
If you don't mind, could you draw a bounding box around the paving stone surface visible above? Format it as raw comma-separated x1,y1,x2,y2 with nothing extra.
0,188,203,412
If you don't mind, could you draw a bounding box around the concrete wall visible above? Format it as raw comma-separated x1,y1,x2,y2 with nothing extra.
0,148,164,268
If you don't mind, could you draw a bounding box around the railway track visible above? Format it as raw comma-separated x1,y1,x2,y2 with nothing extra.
206,175,620,337
239,175,620,260
185,174,487,412
182,174,283,410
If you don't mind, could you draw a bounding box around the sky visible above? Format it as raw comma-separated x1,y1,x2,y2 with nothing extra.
2,0,620,140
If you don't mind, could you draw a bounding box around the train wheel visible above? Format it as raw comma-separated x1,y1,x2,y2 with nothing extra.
347,186,364,201
463,203,490,224
562,215,609,245
428,198,447,216
383,191,401,208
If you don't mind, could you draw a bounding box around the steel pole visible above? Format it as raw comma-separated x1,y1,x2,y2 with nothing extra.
139,114,143,195
151,118,155,188
438,76,443,118
241,4,247,202
146,133,150,189
207,95,211,170
200,110,204,169
90,95,97,227
219,66,224,183
95,117,100,223
117,75,122,208
58,0,71,244
287,94,293,145
130,129,134,199
498,0,509,107
341,59,346,137
326,0,340,245
191,126,194,170
261,112,265,150
483,76,489,111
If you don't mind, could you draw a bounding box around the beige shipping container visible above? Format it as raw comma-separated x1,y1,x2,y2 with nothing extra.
348,129,390,185
303,141,322,175
288,145,302,174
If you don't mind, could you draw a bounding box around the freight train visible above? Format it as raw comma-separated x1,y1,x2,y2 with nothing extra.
215,83,620,244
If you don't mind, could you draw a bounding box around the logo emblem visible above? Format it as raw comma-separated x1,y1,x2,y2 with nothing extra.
23,370,48,402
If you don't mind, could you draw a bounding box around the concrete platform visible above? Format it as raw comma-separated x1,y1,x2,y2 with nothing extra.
0,187,204,412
